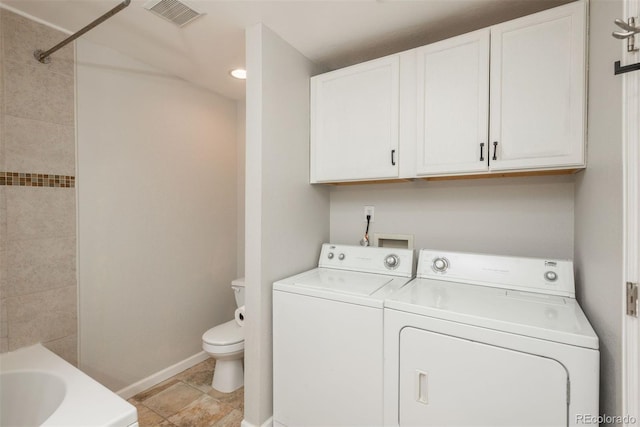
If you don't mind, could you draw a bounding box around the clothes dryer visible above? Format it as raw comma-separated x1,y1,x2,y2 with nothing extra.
273,243,415,427
383,249,599,427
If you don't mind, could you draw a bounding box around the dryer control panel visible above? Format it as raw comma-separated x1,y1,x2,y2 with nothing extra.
417,249,575,298
319,244,415,278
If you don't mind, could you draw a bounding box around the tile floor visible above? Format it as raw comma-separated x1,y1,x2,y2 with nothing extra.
128,358,243,427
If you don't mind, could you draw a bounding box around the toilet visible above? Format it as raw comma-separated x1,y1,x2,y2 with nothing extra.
202,278,245,393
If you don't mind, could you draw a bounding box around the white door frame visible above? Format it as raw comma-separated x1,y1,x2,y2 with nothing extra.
622,0,640,424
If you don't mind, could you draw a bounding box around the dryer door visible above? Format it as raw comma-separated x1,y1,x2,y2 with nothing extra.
399,327,568,426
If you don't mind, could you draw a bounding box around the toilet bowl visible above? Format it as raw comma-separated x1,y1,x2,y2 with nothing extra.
202,278,245,393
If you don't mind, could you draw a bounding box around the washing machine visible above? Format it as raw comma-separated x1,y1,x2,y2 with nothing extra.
383,249,599,427
273,243,415,427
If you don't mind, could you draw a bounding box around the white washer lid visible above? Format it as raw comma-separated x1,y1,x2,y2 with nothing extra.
274,268,413,308
294,269,393,296
232,277,245,287
385,278,599,349
202,319,243,345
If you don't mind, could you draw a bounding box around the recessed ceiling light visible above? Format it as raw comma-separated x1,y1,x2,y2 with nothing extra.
230,69,247,80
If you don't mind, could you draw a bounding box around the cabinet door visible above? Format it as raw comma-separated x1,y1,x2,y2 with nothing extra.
416,29,490,176
489,1,586,171
310,56,399,183
399,327,568,426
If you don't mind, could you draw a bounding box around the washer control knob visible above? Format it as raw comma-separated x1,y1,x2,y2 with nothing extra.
544,271,558,282
384,254,400,270
433,257,449,272
338,253,345,261
327,252,334,259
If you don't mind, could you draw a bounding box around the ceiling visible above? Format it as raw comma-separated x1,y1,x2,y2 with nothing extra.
2,0,571,100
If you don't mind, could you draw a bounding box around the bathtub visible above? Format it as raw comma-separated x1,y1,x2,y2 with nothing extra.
0,344,138,427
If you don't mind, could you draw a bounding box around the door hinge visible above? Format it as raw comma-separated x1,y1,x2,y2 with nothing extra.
627,282,638,317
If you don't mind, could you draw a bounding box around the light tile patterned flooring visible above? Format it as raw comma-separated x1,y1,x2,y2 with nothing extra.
128,358,243,427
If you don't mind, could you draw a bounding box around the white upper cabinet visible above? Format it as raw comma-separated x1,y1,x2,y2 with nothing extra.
489,1,587,172
309,1,586,183
415,29,490,176
310,55,400,183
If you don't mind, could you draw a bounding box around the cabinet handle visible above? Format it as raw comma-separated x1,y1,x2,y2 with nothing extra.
391,149,396,166
492,141,498,161
480,143,485,162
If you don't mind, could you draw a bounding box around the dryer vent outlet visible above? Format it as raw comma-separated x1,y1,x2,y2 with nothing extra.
144,0,204,27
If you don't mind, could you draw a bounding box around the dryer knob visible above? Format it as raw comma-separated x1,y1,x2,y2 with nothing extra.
544,271,558,282
433,257,449,272
327,252,334,259
338,253,345,260
384,254,400,270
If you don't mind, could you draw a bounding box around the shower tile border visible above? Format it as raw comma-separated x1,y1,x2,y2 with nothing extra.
0,172,75,188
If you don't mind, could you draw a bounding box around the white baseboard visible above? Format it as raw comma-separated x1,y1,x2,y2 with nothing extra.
241,416,273,427
117,351,211,399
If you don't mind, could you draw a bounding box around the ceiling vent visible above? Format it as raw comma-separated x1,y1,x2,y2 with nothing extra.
144,0,204,27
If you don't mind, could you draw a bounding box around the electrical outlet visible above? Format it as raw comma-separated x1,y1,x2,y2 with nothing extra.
364,205,375,222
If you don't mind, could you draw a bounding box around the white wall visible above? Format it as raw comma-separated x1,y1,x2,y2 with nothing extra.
237,101,246,278
574,0,624,417
76,40,239,391
244,24,330,427
331,176,575,259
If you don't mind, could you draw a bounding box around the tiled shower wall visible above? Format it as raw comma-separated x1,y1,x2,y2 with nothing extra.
0,9,78,364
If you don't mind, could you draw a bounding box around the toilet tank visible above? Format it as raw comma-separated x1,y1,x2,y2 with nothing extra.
232,278,245,307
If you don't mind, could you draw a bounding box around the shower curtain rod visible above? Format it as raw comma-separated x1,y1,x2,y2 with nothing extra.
34,0,131,64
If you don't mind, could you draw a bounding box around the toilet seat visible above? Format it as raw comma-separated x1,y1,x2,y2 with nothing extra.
202,320,244,354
